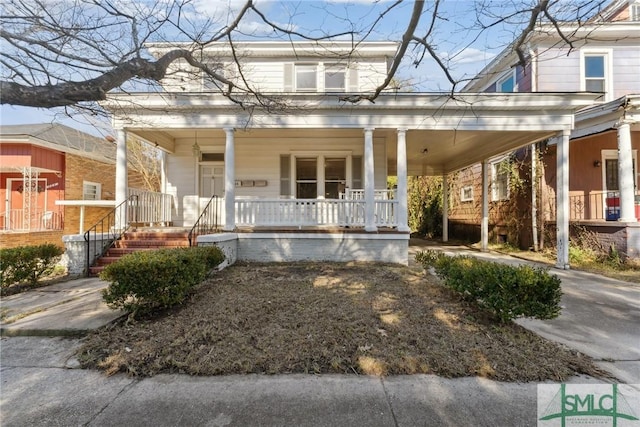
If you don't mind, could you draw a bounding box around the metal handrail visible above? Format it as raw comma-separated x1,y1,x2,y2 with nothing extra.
83,195,138,276
188,195,220,246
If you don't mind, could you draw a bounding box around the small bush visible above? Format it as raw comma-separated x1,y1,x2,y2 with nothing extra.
415,251,562,323
0,244,64,289
101,246,224,316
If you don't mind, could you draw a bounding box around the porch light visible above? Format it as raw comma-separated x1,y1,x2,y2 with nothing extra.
192,130,201,158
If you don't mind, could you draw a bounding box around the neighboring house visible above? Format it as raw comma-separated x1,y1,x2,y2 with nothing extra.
453,0,640,258
0,124,152,249
94,40,595,269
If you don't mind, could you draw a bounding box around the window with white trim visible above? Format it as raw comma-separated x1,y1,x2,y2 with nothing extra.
83,181,101,200
295,64,318,91
324,65,346,91
497,71,516,92
491,159,509,201
602,149,637,193
584,55,606,92
201,62,225,91
460,185,474,202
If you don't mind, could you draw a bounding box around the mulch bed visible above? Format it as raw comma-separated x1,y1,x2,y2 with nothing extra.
79,262,608,381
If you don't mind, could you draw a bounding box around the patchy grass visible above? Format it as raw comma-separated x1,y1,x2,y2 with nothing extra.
79,262,606,381
485,244,640,284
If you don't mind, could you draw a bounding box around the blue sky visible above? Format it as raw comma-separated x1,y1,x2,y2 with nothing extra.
1,0,520,137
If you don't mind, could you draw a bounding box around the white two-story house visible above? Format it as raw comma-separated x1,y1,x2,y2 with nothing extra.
454,0,640,257
85,40,595,271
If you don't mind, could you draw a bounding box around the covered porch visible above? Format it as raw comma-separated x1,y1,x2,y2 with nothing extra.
102,92,597,268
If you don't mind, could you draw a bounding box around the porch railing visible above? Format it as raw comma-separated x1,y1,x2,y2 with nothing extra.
568,191,640,221
84,195,138,276
127,188,173,225
188,195,221,246
340,189,395,200
235,198,397,228
0,208,63,232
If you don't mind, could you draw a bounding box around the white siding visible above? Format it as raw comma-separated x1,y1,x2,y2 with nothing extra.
166,134,390,214
159,57,389,93
166,142,197,226
536,48,581,92
612,47,640,98
536,44,640,97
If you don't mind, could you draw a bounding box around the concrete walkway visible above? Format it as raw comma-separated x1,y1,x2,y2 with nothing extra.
1,245,639,426
0,278,124,336
409,239,640,384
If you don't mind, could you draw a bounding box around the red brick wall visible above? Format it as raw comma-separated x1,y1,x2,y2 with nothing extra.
0,231,65,249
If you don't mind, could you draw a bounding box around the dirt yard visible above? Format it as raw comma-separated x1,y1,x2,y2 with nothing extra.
80,262,606,381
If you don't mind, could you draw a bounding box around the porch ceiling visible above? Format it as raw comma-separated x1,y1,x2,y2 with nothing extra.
129,127,554,176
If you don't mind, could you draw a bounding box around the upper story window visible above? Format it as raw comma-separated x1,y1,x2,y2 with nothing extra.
83,181,101,200
284,63,356,92
581,50,612,100
202,62,225,91
324,65,346,91
497,71,516,92
295,64,318,91
584,55,605,92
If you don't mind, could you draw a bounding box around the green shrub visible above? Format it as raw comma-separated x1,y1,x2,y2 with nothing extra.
0,244,64,288
415,251,562,323
100,246,224,316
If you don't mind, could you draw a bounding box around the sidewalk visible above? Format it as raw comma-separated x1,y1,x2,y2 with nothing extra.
0,336,608,427
0,277,124,336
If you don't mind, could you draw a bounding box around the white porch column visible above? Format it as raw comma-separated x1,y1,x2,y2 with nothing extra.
556,130,570,269
396,128,410,232
364,127,377,232
481,160,489,252
115,129,128,228
617,121,636,223
224,128,236,231
442,173,449,242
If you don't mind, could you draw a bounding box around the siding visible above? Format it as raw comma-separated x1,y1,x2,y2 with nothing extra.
612,47,640,98
536,48,581,92
166,134,390,224
536,44,640,96
161,57,389,93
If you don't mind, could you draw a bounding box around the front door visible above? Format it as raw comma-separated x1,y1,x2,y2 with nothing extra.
200,164,224,197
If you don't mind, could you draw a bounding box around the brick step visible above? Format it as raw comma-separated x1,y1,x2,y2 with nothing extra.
122,232,189,240
114,240,190,248
96,256,124,266
89,229,191,276
105,247,157,256
89,266,105,276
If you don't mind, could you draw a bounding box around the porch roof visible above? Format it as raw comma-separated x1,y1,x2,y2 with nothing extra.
104,92,599,175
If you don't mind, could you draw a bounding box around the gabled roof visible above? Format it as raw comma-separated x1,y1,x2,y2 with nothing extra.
461,0,640,92
0,123,116,163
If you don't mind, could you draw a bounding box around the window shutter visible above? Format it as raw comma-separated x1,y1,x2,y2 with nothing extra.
352,156,362,189
348,67,359,92
283,63,294,92
280,155,291,197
